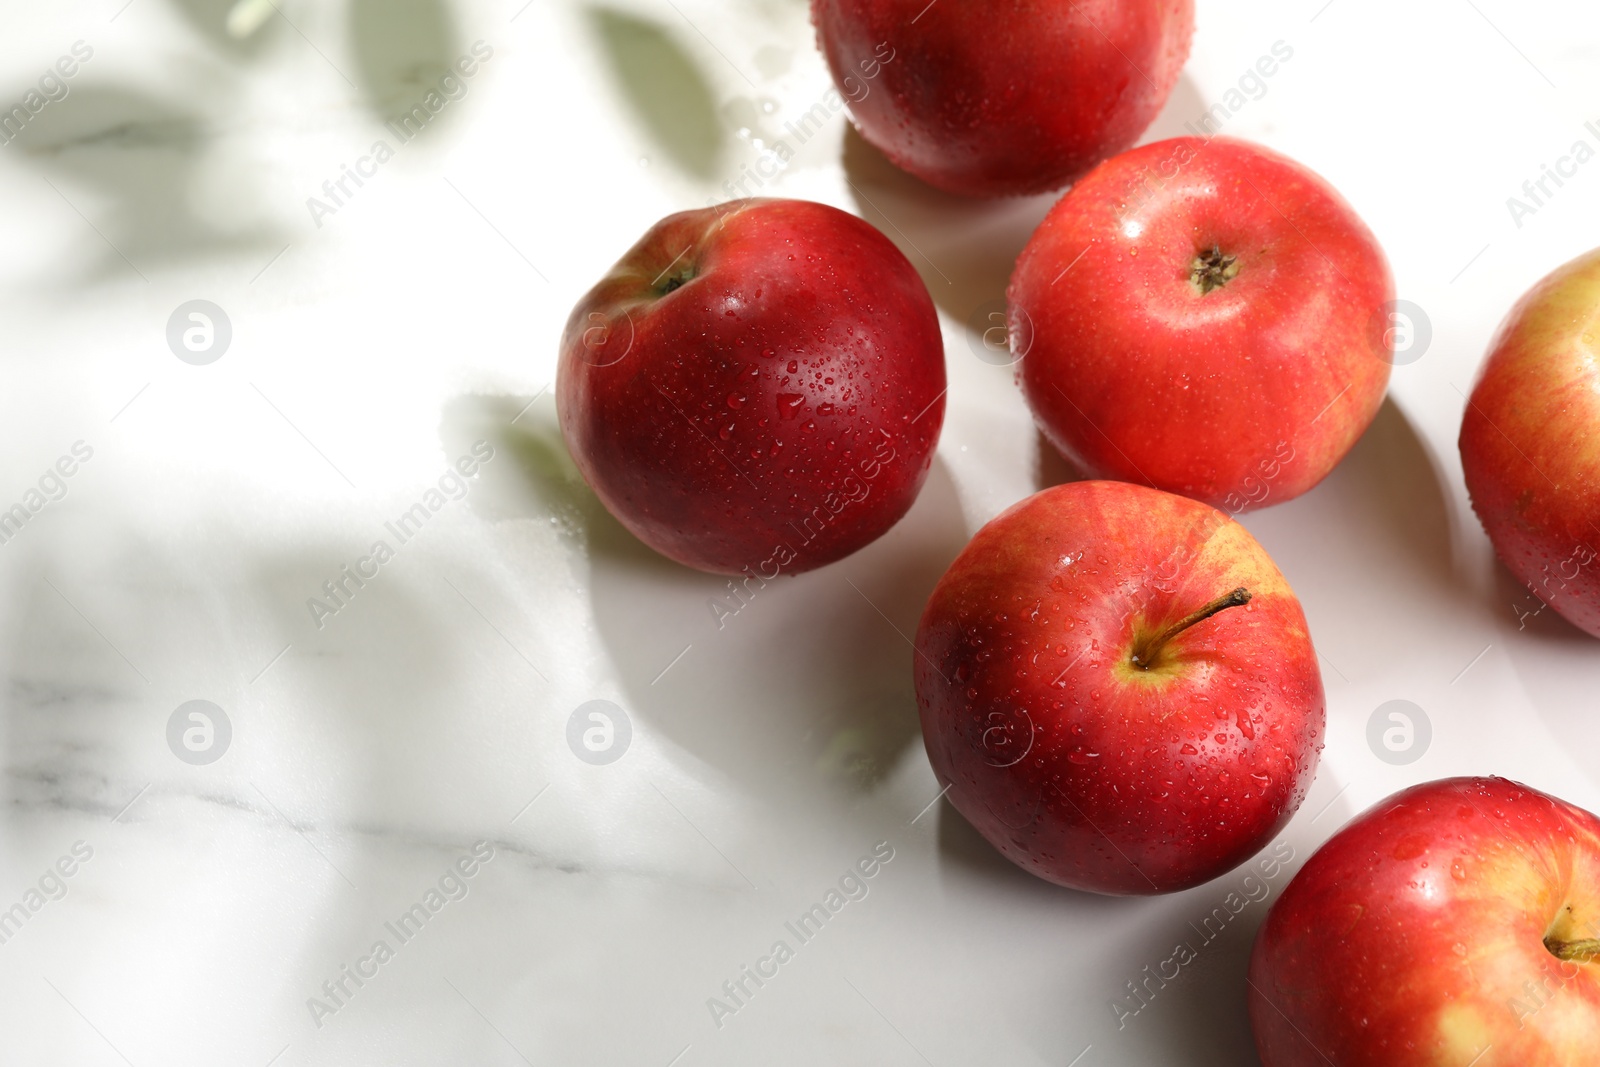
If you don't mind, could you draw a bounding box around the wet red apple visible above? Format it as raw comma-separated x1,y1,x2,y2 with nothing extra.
1250,776,1600,1066
1460,247,1600,637
914,480,1324,894
810,0,1194,197
557,198,946,575
1010,137,1393,511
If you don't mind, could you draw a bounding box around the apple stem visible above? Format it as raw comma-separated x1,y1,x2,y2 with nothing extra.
1191,246,1241,295
1131,587,1252,669
1545,937,1600,963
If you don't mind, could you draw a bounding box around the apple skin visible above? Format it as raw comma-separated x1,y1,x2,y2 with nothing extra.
557,199,946,576
1250,776,1600,1066
1010,137,1393,511
809,0,1193,197
913,480,1324,895
1460,248,1600,637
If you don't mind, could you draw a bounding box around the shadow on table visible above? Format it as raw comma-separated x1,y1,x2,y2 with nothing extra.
3,0,478,285
1034,428,1087,491
167,0,284,56
584,3,726,181
3,83,281,284
1136,72,1207,145
840,124,1057,325
1240,397,1467,648
0,505,496,1043
449,390,970,801
349,0,464,124
1324,397,1462,593
168,0,469,125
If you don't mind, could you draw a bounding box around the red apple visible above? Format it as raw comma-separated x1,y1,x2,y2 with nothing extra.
913,480,1324,894
1460,248,1600,637
1250,776,1600,1066
557,198,946,575
1009,136,1393,511
810,0,1194,197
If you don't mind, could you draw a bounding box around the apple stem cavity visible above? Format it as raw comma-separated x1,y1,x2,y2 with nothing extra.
1131,587,1252,669
1545,936,1600,963
656,267,695,297
1190,246,1241,295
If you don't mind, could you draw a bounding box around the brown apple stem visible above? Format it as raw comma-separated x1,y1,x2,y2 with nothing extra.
1191,246,1240,294
1131,587,1252,669
1546,937,1600,963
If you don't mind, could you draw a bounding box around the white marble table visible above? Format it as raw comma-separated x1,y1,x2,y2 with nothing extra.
0,0,1596,1063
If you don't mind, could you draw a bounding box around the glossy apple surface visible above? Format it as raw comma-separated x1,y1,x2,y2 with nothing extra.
1010,137,1393,511
1460,248,1600,637
558,198,946,575
913,480,1324,894
1250,776,1600,1066
810,0,1193,197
